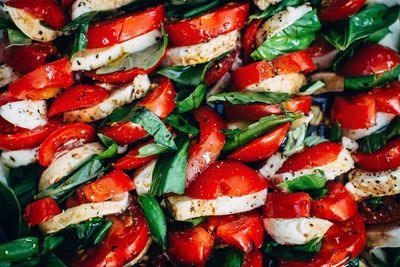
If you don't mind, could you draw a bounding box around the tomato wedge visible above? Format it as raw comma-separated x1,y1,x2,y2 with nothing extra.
48,84,109,116
9,58,74,100
167,226,214,267
353,138,400,172
165,3,249,47
277,142,343,173
263,192,311,219
319,0,366,22
186,106,226,186
38,123,96,167
272,51,317,74
101,122,147,145
204,50,237,86
23,197,61,226
372,81,400,115
113,141,157,170
242,19,263,64
87,5,165,49
305,36,335,58
358,195,400,225
243,250,263,267
228,123,289,162
312,181,357,221
185,160,268,199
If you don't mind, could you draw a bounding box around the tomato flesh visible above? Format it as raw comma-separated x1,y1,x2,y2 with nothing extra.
372,81,400,115
113,141,157,170
319,0,366,22
243,250,263,267
23,197,61,226
263,192,311,219
204,50,237,86
242,19,263,64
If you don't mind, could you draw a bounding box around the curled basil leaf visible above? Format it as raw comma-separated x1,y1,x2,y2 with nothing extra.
344,64,400,90
278,170,327,193
176,84,207,113
208,91,290,105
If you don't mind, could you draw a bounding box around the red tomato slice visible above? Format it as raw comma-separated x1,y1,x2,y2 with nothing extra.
73,197,150,267
319,0,366,22
358,195,400,225
339,44,400,77
167,226,214,267
242,19,263,64
331,93,376,130
223,96,312,122
263,192,311,219
305,37,335,58
87,5,165,49
0,117,62,151
5,0,66,29
77,169,134,203
38,123,96,167
312,181,357,221
3,42,57,74
372,81,400,115
243,250,263,267
186,106,226,186
185,160,268,199
9,58,74,100
113,141,157,170
101,122,147,145
165,3,249,47
272,51,317,74
204,50,237,86
232,61,275,91
48,84,109,116
354,138,400,172
23,197,61,226
228,123,289,162
0,91,17,106
277,142,343,174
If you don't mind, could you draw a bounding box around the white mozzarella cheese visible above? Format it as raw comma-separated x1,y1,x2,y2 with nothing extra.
258,152,286,179
39,142,104,191
71,29,161,71
64,74,150,122
133,159,156,196
166,189,268,221
253,0,282,10
39,193,129,234
0,100,47,130
290,112,314,129
0,65,19,88
0,162,10,185
345,167,400,201
244,73,307,94
263,217,333,245
4,5,60,42
341,136,359,152
367,221,400,248
1,148,38,168
163,30,240,66
72,0,137,20
310,72,345,94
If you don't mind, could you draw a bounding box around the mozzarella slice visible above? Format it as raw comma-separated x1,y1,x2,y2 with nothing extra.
72,0,137,20
0,65,19,88
166,189,268,221
133,159,156,196
244,73,307,94
263,217,333,245
163,30,240,66
4,5,60,42
255,4,312,47
342,112,395,140
253,0,282,10
0,162,10,185
258,152,286,179
39,193,129,234
0,100,47,130
64,74,151,123
345,167,400,201
71,29,161,71
341,136,359,152
310,72,345,94
367,221,400,248
39,142,104,191
1,148,38,168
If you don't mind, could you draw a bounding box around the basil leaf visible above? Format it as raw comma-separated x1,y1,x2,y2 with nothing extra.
176,84,207,113
298,81,325,95
136,143,171,158
138,195,167,249
304,134,328,147
329,122,342,142
10,164,42,208
164,113,200,135
359,118,400,153
40,236,64,256
96,26,168,75
278,170,327,193
181,0,222,19
7,29,31,46
308,188,329,199
344,64,400,90
251,9,321,60
97,133,115,147
367,197,383,207
283,123,307,156
0,17,16,30
44,253,67,267
223,113,302,152
206,247,244,267
344,257,359,267
62,11,98,32
183,217,208,227
0,238,39,261
166,0,222,19
249,0,306,21
263,238,322,261
96,142,118,160
208,91,290,105
71,22,90,56
150,135,190,196
0,181,21,240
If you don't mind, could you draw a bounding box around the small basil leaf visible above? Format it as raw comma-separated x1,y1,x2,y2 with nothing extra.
96,142,118,160
304,134,328,147
10,164,42,208
183,217,208,227
0,181,21,240
206,247,244,267
359,118,400,153
308,188,329,199
176,84,207,113
71,22,90,56
344,257,359,267
44,253,67,267
298,81,325,95
329,122,342,142
40,236,64,256
367,197,383,207
0,237,39,261
263,238,322,261
164,113,200,135
344,64,400,90
7,29,31,46
283,123,307,157
62,11,98,32
97,133,115,147
249,0,306,21
278,170,327,193
136,143,171,158
208,91,290,105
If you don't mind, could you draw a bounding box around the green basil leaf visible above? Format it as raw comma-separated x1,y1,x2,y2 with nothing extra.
249,0,306,21
291,237,322,252
366,196,383,207
251,9,321,60
181,0,222,18
10,164,42,208
150,135,190,196
223,113,302,152
183,216,208,227
0,17,16,30
0,181,21,240
308,188,329,199
176,84,207,113
283,123,307,156
40,236,64,256
136,143,171,158
62,11,98,32
206,247,244,267
278,170,327,193
304,134,328,147
329,122,342,142
96,142,118,160
97,133,115,147
166,0,222,19
359,118,400,153
44,253,67,267
138,195,167,249
263,238,322,261
0,238,39,261
164,113,200,135
71,22,90,56
298,81,325,95
344,257,359,267
344,64,400,90
7,29,31,46
208,91,290,105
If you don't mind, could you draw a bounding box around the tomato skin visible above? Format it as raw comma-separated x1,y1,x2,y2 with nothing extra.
278,142,343,173
372,81,400,115
186,106,226,186
38,123,96,167
228,123,289,162
0,117,62,151
3,42,57,74
331,94,376,130
204,50,237,86
23,197,61,226
339,44,400,77
272,51,317,74
167,226,214,267
242,19,263,64
48,84,109,116
354,138,400,172
224,96,312,122
165,3,249,47
263,192,311,219
101,122,147,145
319,0,366,22
9,58,74,100
5,0,66,29
113,141,157,170
243,250,263,267
87,5,165,49
312,181,357,222
185,160,268,199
